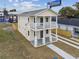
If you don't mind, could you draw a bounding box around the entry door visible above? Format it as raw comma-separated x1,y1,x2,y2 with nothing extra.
40,31,43,38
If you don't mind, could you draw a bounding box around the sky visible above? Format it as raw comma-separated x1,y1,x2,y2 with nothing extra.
0,0,78,13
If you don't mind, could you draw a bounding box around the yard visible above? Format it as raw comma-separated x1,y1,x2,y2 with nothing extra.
52,28,72,39
53,41,79,58
0,23,62,59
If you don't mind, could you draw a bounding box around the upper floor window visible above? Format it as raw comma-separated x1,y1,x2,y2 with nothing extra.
40,17,43,23
34,17,35,23
46,17,48,22
46,30,48,34
28,18,29,22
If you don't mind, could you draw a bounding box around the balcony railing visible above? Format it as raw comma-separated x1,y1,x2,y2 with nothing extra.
31,36,57,47
30,22,56,30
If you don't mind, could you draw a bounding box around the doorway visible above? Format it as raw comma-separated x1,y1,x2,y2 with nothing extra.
40,31,43,38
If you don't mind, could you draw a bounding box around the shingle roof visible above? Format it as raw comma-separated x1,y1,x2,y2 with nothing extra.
58,18,79,27
19,9,46,16
19,8,57,16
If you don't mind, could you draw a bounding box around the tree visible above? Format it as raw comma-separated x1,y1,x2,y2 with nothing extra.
73,2,79,10
73,2,79,17
59,7,75,18
3,8,8,16
10,9,16,12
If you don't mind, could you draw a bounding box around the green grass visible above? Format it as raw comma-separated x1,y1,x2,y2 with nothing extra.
0,30,11,42
0,23,62,59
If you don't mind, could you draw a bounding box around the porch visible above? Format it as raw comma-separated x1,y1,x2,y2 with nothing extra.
31,36,57,47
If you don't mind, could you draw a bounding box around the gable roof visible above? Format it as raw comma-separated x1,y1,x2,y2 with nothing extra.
19,8,57,16
58,18,79,27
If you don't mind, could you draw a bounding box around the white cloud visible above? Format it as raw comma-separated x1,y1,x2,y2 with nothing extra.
44,3,47,6
32,0,39,1
9,0,13,2
8,0,19,2
13,1,41,10
15,0,19,2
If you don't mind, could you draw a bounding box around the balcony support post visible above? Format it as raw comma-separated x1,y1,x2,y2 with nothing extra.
43,16,45,45
43,30,45,45
56,16,58,40
49,16,52,42
35,16,37,30
34,36,37,47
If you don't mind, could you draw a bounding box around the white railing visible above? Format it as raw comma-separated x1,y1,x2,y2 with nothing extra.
30,22,56,30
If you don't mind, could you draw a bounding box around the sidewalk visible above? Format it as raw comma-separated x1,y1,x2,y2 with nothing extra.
47,44,75,59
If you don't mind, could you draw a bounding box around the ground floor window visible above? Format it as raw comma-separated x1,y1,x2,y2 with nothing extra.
34,31,35,36
40,31,43,38
46,30,48,34
74,28,79,35
28,31,29,36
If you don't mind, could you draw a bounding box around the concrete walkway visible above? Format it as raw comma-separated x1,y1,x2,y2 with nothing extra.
47,44,75,59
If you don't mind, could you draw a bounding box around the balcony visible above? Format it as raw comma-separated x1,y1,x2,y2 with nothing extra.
30,22,56,31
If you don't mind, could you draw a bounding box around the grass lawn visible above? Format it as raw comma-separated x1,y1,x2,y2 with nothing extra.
0,23,62,59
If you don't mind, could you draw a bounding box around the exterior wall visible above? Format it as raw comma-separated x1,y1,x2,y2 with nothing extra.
18,15,31,41
58,24,73,31
58,24,79,38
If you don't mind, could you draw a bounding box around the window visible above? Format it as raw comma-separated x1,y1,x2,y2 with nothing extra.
34,17,35,23
40,31,43,38
28,31,29,36
46,17,48,22
28,18,29,22
34,31,35,36
40,17,43,23
46,30,48,34
74,28,79,34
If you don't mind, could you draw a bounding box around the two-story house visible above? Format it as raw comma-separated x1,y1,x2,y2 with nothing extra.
18,8,58,47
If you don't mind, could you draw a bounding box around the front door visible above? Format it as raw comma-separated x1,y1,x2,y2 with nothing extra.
40,31,43,38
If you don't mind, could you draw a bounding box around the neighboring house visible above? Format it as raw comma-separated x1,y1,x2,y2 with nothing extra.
0,12,4,16
57,18,79,38
0,11,17,23
18,8,58,47
8,14,18,23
